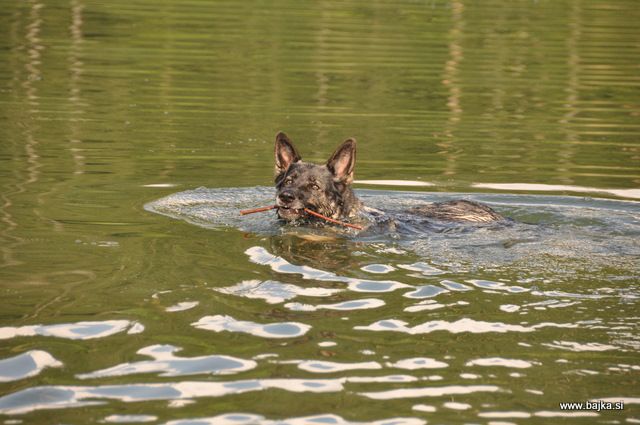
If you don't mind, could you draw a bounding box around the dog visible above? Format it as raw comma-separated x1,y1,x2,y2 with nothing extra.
274,132,504,228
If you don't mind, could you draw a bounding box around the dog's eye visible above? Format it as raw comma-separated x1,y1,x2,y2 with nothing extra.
311,183,320,191
284,178,293,185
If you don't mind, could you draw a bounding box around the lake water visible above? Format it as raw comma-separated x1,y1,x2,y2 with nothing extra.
1,0,639,423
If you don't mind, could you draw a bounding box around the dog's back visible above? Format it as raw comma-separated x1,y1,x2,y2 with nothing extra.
411,200,504,223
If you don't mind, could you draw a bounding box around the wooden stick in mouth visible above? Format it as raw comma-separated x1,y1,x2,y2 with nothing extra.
239,205,277,215
239,205,363,230
303,208,363,230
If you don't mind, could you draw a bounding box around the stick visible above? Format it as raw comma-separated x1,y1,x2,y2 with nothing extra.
304,208,363,230
239,205,276,215
239,205,363,230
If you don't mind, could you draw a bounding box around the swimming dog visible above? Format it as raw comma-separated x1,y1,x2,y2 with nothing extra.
274,132,504,227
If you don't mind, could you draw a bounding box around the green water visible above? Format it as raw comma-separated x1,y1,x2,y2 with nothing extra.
1,1,639,424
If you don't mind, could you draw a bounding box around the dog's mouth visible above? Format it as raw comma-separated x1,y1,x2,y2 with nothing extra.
276,206,305,220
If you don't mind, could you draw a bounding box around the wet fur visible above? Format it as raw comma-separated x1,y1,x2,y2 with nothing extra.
273,132,504,225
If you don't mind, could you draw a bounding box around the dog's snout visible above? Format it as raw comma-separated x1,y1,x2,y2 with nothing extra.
278,190,295,204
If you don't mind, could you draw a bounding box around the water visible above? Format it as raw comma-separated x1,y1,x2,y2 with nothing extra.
1,0,639,423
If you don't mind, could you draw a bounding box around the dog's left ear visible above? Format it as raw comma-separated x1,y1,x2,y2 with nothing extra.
327,138,356,184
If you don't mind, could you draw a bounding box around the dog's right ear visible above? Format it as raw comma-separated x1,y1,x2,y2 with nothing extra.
275,132,302,175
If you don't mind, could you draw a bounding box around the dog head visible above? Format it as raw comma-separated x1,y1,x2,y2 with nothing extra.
274,132,360,223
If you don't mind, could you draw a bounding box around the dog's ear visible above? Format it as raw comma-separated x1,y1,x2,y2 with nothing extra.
275,132,301,175
327,138,356,184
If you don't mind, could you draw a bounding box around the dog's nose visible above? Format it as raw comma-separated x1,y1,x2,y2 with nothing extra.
278,191,295,204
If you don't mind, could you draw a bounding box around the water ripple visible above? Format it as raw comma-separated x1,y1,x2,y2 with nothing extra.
215,280,342,304
387,358,448,370
360,384,501,400
192,315,310,339
0,350,62,382
0,320,135,340
103,415,157,423
290,360,382,374
246,247,412,293
465,357,538,369
166,301,199,312
77,344,256,379
0,379,345,414
163,413,426,425
355,318,577,334
285,298,385,312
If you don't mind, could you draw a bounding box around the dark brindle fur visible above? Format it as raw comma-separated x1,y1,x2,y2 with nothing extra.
274,132,504,227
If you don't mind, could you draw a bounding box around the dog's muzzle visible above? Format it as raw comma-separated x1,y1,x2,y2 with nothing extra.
276,190,305,220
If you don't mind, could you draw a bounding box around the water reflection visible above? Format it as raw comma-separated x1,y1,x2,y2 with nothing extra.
0,350,62,382
285,298,385,312
162,414,427,425
355,318,576,335
166,301,199,312
77,344,256,379
473,182,640,200
1,0,639,422
465,357,537,368
215,279,342,304
0,376,445,415
0,320,135,340
103,415,157,423
360,384,500,400
387,358,448,370
192,315,311,339
0,380,310,414
246,246,412,293
68,0,86,175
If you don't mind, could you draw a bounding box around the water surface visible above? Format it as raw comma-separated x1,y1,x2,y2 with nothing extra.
1,0,639,423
